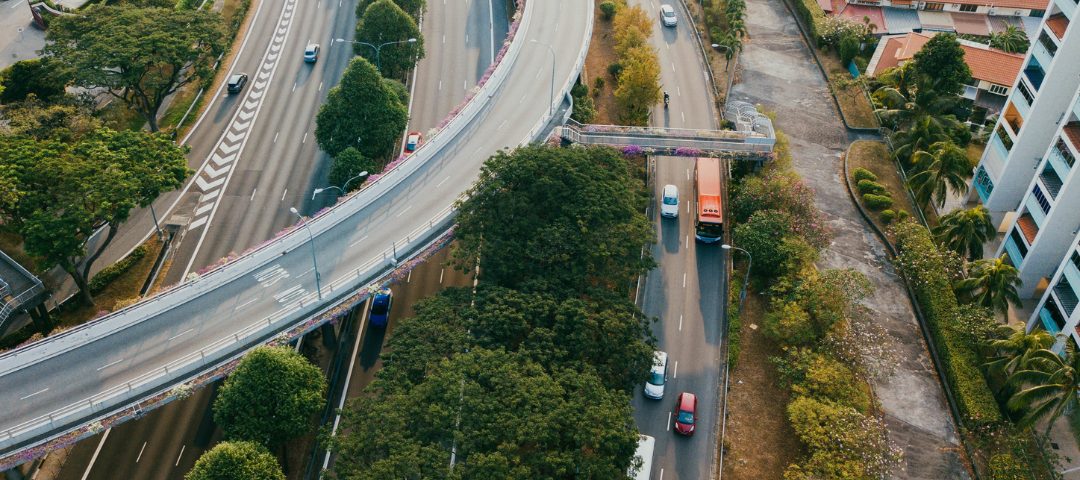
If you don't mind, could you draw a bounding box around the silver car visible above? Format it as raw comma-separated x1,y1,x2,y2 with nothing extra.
660,4,677,27
660,184,679,218
644,351,669,399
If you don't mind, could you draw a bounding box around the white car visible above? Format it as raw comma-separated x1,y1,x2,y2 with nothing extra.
644,351,668,399
660,184,679,218
660,4,677,27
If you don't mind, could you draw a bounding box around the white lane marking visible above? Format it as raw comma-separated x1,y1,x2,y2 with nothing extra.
667,412,672,431
437,176,451,187
175,445,185,466
292,83,296,91
349,235,369,247
519,93,527,103
296,267,314,278
672,63,676,73
687,168,690,180
474,146,484,155
439,268,445,283
466,34,469,42
685,235,689,249
439,80,442,90
679,315,683,331
681,112,685,123
677,86,681,96
464,80,467,90
673,361,678,378
81,428,110,480
169,328,194,341
396,205,413,217
535,68,543,79
660,470,664,480
236,298,259,310
407,269,412,282
683,273,686,288
21,388,48,400
136,442,147,463
319,81,323,91
556,22,559,32
497,120,507,131
97,359,124,371
11,0,27,8
251,188,257,201
281,189,288,201
443,35,445,43
687,200,690,213
302,133,308,143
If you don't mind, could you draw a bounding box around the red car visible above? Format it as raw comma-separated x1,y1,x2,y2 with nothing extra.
674,392,697,435
405,132,422,154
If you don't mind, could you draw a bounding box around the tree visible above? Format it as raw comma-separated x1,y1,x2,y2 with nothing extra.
45,6,224,132
0,129,191,305
600,1,618,20
328,147,375,192
985,323,1056,379
213,346,327,449
890,116,949,165
785,396,902,479
452,145,656,294
355,0,425,21
911,32,972,95
614,46,661,126
0,59,69,104
933,206,995,261
186,441,285,480
954,255,1023,316
355,0,425,79
874,74,962,135
1006,347,1080,437
613,3,653,56
990,25,1029,54
1,95,100,143
732,210,795,278
906,141,971,209
315,57,408,159
569,83,597,123
829,73,867,104
838,35,859,66
874,63,917,99
713,31,743,62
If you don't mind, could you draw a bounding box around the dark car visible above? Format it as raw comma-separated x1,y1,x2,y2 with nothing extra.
674,392,697,435
227,73,248,93
369,288,393,327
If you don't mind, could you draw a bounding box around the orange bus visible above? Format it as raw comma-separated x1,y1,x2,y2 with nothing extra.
694,157,723,243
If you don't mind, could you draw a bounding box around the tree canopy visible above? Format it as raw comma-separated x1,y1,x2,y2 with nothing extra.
328,147,376,192
213,346,328,449
185,441,285,480
355,0,425,20
355,0,425,79
614,46,661,126
315,57,408,159
911,33,971,96
0,59,70,104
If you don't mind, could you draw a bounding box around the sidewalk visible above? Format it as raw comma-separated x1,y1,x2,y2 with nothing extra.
730,0,969,475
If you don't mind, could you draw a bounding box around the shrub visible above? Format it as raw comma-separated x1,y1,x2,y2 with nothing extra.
728,269,744,368
856,179,885,195
175,0,198,10
897,210,909,221
88,246,149,295
785,396,902,479
328,147,375,192
791,0,825,42
733,211,795,278
599,0,617,19
730,170,832,249
988,454,1026,480
764,300,817,345
838,35,859,65
607,61,623,79
852,167,877,183
862,193,892,210
880,209,896,224
774,348,870,413
594,76,605,89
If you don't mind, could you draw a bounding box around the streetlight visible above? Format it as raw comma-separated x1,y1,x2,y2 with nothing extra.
711,43,738,107
311,171,369,200
149,203,164,242
290,207,322,300
721,244,751,316
336,38,417,74
530,39,556,117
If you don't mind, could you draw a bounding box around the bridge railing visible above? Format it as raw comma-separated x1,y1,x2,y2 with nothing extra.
560,120,774,153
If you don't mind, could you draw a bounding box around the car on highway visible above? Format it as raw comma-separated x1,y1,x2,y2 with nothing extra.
674,392,697,435
304,44,320,63
405,132,423,154
369,288,393,327
660,184,679,218
227,73,248,93
660,4,677,27
628,435,655,480
644,351,668,399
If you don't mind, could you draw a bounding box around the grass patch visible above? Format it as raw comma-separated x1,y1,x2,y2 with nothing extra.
847,141,938,242
818,51,877,129
966,141,985,171
0,232,41,276
158,80,207,134
55,236,163,329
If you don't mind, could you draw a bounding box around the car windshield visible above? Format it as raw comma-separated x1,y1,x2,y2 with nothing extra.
371,297,389,315
662,195,678,205
230,76,241,83
663,9,675,17
678,410,694,424
648,371,665,386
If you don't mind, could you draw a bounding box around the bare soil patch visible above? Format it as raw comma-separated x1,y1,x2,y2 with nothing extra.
583,3,621,124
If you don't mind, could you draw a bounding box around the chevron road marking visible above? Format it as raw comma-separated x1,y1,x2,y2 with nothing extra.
245,100,259,110
203,164,229,178
188,217,208,230
195,203,214,217
254,80,267,90
226,130,244,143
211,153,236,166
233,120,250,131
219,142,240,154
238,110,255,121
195,177,226,191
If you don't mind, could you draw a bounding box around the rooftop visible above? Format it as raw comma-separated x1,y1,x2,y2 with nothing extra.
867,32,1024,86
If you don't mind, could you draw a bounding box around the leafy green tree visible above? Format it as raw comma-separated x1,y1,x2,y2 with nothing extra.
45,6,224,132
874,63,917,99
1006,347,1080,437
0,59,69,104
1,96,101,142
933,206,995,261
452,145,656,293
355,0,425,79
570,83,597,123
0,129,190,305
315,57,408,159
186,441,285,480
381,78,409,105
732,210,794,278
890,115,949,165
906,141,971,209
838,35,859,66
874,74,962,135
332,349,641,480
911,32,972,95
954,255,1023,316
328,147,375,192
990,25,1029,54
614,46,661,126
785,396,902,479
355,0,425,21
213,346,327,449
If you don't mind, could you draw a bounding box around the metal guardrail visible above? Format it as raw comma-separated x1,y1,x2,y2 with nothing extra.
561,120,774,153
0,250,45,328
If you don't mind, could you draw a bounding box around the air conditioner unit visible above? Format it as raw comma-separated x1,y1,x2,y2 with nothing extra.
988,7,997,14
1014,10,1022,15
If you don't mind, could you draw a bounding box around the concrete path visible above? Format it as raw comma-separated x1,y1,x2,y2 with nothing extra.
729,0,969,476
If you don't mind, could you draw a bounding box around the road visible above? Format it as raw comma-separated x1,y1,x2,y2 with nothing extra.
0,0,590,460
627,3,726,480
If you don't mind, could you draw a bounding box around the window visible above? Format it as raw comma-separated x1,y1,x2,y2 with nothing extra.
1017,81,1035,106
924,2,945,9
1058,138,1076,167
1032,185,1051,214
997,125,1015,150
1029,9,1045,16
1072,252,1080,272
1011,229,1029,256
958,3,978,11
1039,31,1059,56
976,167,995,195
989,84,1009,95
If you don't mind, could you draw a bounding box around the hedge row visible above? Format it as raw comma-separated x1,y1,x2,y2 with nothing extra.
728,269,744,368
790,0,825,43
893,222,1002,425
88,246,148,296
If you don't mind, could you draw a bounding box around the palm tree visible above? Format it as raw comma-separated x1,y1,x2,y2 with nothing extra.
876,63,918,99
954,255,1023,316
891,115,949,165
874,74,962,133
907,141,971,209
934,206,996,261
990,25,1030,54
1006,346,1080,437
985,323,1056,378
728,19,748,39
715,33,742,62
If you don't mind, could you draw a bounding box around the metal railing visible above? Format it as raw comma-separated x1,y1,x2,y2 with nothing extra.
560,119,774,153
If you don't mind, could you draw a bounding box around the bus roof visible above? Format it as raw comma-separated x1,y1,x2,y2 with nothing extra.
697,158,722,222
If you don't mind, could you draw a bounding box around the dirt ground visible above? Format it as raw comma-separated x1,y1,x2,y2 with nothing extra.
582,2,621,125
720,285,805,479
818,50,877,129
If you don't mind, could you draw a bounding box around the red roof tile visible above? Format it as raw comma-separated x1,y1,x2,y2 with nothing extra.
949,0,1051,10
872,32,1023,86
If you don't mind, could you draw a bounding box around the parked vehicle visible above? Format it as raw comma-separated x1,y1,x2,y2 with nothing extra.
674,392,697,435
227,73,248,93
405,132,422,154
369,288,393,327
304,44,320,63
660,4,677,26
628,435,655,480
660,185,679,218
644,351,669,399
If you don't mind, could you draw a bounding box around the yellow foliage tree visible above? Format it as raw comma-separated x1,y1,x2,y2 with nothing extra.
613,4,653,56
614,45,661,126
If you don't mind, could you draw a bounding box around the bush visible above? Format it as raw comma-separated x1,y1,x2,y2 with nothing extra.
88,246,149,295
785,396,901,479
733,211,795,278
897,210,909,222
764,301,817,345
728,269,744,368
328,147,375,192
862,193,892,210
852,167,877,183
175,0,198,10
774,348,871,413
856,179,885,195
988,454,1026,480
791,0,825,43
607,61,623,79
838,35,859,65
593,76,605,89
599,0,617,19
880,209,896,224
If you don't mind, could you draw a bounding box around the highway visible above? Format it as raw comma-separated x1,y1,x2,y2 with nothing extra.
627,2,727,479
0,0,591,460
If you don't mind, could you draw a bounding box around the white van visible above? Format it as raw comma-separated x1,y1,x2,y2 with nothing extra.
629,435,655,480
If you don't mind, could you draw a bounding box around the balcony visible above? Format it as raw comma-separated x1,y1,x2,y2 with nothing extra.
1055,278,1080,317
1056,0,1076,21
1065,122,1080,154
1040,165,1064,198
975,166,995,202
1005,102,1024,133
1005,229,1028,265
1017,212,1040,244
1041,307,1065,334
1025,57,1047,91
1047,13,1070,40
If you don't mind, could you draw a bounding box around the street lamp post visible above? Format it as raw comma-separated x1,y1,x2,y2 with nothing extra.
711,44,738,107
290,207,322,300
311,171,369,200
149,203,164,242
721,244,751,316
336,38,417,74
530,39,556,117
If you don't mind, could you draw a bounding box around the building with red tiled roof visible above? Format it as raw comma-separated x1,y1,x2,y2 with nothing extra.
847,0,1048,16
